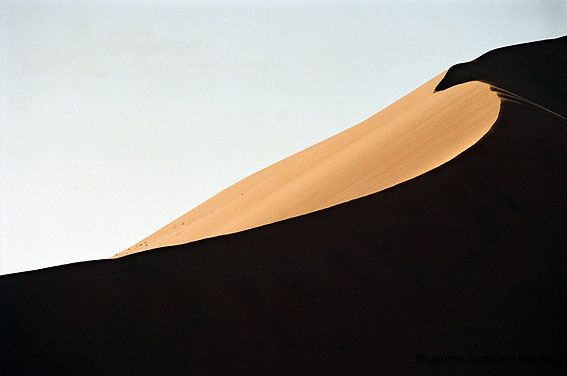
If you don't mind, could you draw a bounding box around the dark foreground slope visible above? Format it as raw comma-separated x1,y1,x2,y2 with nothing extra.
1,36,566,375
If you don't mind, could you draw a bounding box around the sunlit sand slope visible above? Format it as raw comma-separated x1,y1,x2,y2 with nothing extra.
116,73,500,257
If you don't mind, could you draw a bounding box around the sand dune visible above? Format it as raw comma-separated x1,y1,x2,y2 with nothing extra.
2,37,566,375
116,72,500,257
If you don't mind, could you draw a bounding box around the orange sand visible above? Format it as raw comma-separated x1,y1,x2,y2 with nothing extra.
115,72,500,257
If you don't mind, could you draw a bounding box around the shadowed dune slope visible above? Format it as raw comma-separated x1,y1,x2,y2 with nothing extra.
116,73,500,257
1,36,566,375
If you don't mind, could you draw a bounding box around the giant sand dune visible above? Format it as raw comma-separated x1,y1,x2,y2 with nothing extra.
1,36,566,375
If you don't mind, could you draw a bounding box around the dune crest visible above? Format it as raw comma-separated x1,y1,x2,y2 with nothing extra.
115,72,500,257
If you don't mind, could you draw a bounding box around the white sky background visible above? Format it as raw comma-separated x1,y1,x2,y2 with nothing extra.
1,0,565,275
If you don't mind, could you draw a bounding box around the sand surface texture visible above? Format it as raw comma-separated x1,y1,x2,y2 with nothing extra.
117,73,500,257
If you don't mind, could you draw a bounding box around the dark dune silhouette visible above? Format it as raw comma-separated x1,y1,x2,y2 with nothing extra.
435,35,567,118
1,36,566,375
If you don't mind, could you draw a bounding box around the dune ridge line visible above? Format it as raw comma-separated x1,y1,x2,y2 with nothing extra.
115,72,500,258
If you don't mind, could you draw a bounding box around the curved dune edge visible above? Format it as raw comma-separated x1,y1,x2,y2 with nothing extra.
114,72,500,258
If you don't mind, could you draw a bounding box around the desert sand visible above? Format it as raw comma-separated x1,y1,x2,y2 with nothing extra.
116,72,500,257
1,36,566,375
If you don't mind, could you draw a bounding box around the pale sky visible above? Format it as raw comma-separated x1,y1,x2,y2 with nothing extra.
1,0,565,275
